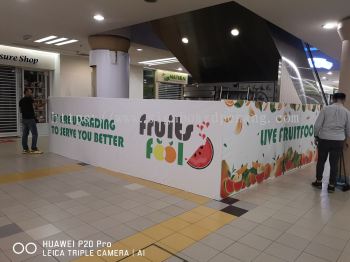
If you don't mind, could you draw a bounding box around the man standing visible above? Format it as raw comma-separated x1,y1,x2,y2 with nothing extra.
312,92,350,192
19,88,43,154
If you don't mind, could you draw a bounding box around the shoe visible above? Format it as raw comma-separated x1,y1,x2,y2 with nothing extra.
30,149,43,154
311,180,322,189
327,185,335,193
22,149,30,154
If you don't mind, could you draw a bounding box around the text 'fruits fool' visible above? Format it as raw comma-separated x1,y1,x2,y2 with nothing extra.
140,114,194,165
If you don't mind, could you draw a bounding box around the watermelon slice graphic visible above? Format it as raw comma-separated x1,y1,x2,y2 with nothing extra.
187,137,214,169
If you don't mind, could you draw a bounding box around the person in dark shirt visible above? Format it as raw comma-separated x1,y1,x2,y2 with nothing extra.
19,88,43,154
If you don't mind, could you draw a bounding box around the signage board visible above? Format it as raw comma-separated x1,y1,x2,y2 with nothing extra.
155,69,188,84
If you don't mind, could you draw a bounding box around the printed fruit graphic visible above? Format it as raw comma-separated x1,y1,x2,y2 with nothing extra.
249,106,256,117
263,163,272,179
256,168,265,183
153,141,164,161
224,179,235,194
165,144,177,163
249,173,256,185
234,118,243,134
273,157,283,177
225,100,234,107
233,173,243,191
285,160,293,171
187,137,214,169
221,161,231,198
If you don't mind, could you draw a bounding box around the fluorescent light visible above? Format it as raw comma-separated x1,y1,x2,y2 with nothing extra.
55,39,78,46
136,48,143,51
182,37,189,44
139,57,179,66
177,67,183,71
327,71,333,75
231,28,240,36
34,35,57,43
322,76,327,80
94,14,104,21
322,22,338,29
308,58,333,70
45,38,68,44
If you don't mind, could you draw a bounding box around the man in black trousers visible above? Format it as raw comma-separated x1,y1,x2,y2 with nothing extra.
312,92,350,193
19,88,43,154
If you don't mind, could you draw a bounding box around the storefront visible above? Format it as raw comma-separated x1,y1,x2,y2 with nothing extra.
0,45,59,137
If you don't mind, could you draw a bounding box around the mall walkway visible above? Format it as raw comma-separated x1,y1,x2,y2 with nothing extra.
0,137,349,262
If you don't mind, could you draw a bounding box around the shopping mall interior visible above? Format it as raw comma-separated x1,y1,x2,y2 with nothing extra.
1,0,350,261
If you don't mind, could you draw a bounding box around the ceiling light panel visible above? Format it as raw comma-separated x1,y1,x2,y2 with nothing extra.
55,39,78,46
139,57,179,66
34,35,57,43
45,38,68,44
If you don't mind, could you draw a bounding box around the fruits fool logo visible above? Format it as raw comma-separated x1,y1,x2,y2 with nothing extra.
139,115,214,169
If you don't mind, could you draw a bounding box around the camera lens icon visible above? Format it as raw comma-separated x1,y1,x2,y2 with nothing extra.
13,242,37,255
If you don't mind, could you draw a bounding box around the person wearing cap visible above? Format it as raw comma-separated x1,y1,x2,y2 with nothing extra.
312,92,350,192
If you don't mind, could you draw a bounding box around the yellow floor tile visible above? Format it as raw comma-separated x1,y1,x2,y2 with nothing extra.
191,206,217,216
177,211,204,223
0,164,82,184
194,217,226,231
174,191,196,199
122,255,151,262
158,233,195,253
160,217,190,231
120,233,155,251
187,195,210,205
143,245,172,262
142,224,174,241
207,211,236,224
179,224,211,241
73,255,105,262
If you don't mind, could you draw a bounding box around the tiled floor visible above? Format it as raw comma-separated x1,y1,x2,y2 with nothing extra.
0,137,350,262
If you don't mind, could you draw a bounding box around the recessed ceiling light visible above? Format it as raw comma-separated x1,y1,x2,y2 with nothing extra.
45,37,68,44
327,71,333,75
322,76,327,80
136,48,143,51
182,37,189,44
177,67,183,71
55,39,78,46
322,22,338,29
34,35,57,43
231,28,240,36
93,14,104,21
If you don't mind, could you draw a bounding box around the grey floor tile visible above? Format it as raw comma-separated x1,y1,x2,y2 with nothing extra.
144,211,172,223
251,225,283,241
216,225,249,241
224,242,261,261
305,242,342,262
161,205,187,216
296,253,329,262
276,233,310,251
125,217,156,231
209,252,241,262
25,224,61,240
233,200,258,211
239,233,272,251
64,190,90,199
65,224,99,240
102,224,136,241
0,223,23,238
253,252,286,262
200,233,235,251
182,242,219,262
205,200,229,210
265,242,302,262
229,217,258,232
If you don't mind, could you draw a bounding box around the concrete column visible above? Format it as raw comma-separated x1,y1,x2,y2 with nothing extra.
337,17,350,171
88,35,130,98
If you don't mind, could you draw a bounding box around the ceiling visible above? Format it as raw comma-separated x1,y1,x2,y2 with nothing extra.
0,0,349,77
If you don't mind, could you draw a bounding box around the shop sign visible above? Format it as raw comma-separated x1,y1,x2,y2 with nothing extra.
0,45,58,70
156,69,188,84
0,54,39,65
